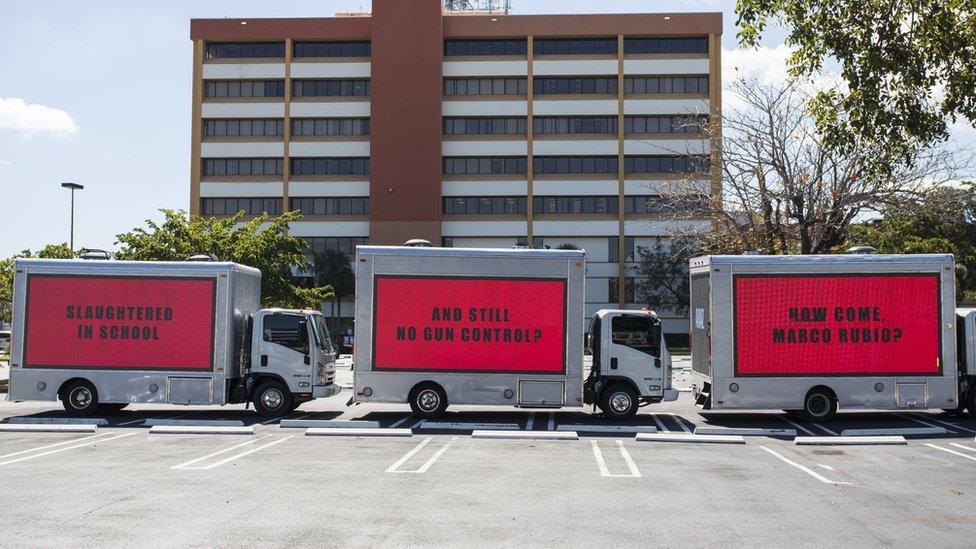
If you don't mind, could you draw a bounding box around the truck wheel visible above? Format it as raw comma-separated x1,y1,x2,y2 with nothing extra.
599,384,638,419
802,389,837,423
60,380,99,416
409,383,447,419
252,381,293,417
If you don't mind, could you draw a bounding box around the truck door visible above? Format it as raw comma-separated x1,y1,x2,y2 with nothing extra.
607,314,663,397
257,313,313,392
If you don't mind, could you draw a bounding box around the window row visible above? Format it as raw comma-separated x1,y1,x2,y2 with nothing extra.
290,197,369,216
534,38,618,56
608,236,636,263
443,117,527,136
534,116,617,135
293,41,371,58
443,196,528,215
624,195,708,213
624,76,709,94
624,37,708,55
292,79,370,97
624,115,707,134
203,119,284,137
205,80,285,98
534,77,617,95
291,157,370,176
444,77,527,96
201,197,283,216
533,156,618,174
292,118,370,136
304,237,368,255
533,196,619,214
623,155,710,174
206,42,285,59
443,157,528,175
445,39,527,56
203,158,283,176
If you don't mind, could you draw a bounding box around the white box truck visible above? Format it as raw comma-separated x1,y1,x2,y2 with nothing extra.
7,258,341,416
689,253,975,421
351,246,677,419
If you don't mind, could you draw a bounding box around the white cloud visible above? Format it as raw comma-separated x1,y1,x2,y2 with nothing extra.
723,43,795,86
0,97,79,137
0,160,10,167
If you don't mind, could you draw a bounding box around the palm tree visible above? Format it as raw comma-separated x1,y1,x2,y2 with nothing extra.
312,250,355,334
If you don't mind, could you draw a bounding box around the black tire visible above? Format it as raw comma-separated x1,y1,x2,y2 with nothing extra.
60,380,99,416
598,383,639,419
99,403,129,414
252,381,293,417
409,382,448,419
966,387,976,418
802,389,837,423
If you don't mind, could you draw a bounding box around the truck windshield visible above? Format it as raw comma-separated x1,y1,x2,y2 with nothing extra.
309,315,331,351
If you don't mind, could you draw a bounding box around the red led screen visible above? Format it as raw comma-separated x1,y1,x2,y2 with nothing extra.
372,276,566,373
734,274,941,376
24,275,216,370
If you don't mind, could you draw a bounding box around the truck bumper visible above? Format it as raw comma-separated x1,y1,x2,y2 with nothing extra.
662,389,679,402
313,383,341,398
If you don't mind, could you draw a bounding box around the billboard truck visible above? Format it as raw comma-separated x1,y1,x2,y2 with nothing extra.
352,246,677,419
8,259,340,416
689,254,976,422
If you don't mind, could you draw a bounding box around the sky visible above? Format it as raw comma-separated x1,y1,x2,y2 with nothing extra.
0,0,973,258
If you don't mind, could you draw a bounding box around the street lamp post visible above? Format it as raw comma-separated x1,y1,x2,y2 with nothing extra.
60,182,84,251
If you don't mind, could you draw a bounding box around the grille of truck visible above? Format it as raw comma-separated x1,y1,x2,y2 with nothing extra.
695,380,712,409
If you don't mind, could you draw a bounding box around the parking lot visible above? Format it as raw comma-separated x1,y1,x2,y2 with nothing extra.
1,359,975,546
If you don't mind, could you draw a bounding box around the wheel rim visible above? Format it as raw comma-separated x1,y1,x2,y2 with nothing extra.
262,388,284,410
417,390,440,412
69,387,92,410
609,391,632,414
807,394,830,417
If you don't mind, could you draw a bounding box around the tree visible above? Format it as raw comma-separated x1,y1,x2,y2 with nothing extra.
633,237,701,316
115,209,332,309
312,250,355,333
736,0,976,174
555,243,580,250
1,243,76,324
661,78,966,255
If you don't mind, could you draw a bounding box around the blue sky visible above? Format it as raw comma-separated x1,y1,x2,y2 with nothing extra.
0,0,971,257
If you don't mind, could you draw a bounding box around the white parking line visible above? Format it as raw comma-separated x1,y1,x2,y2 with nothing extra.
525,412,535,431
0,433,112,461
758,445,850,485
590,440,641,478
0,433,136,467
670,414,693,433
925,443,976,462
412,437,457,474
386,436,433,473
616,440,641,477
650,414,670,433
780,416,817,436
389,415,414,429
817,463,836,471
591,440,611,476
908,414,976,435
174,435,295,470
897,414,957,434
813,423,840,436
949,443,976,453
172,436,269,469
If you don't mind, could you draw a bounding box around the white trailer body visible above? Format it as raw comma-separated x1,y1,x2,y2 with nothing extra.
353,246,676,418
689,254,965,420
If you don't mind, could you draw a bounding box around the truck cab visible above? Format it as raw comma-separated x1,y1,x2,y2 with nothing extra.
584,309,678,418
245,309,340,415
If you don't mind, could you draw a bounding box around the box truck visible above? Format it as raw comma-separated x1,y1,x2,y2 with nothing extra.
689,254,975,421
7,259,340,416
351,246,677,419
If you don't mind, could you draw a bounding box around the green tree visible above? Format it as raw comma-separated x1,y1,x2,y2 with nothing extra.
1,243,76,324
736,0,976,174
555,243,580,250
312,249,355,333
633,237,702,316
115,209,332,309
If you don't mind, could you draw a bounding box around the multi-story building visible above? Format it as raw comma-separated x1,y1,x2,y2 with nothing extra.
189,1,722,341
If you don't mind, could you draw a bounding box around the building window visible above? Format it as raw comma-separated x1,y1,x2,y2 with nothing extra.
623,76,709,94
206,42,285,59
623,155,710,174
292,79,370,97
533,116,617,135
304,237,368,255
443,157,527,175
623,37,709,55
445,39,527,56
205,80,285,98
203,119,284,137
443,196,527,215
532,156,618,175
534,38,617,56
608,236,634,262
532,196,619,214
624,115,707,134
443,117,526,136
442,237,454,247
202,158,283,176
625,195,708,213
608,277,636,303
624,236,635,262
291,197,369,216
444,77,527,96
293,41,371,58
290,158,370,176
533,77,618,95
291,118,370,136
201,197,282,216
